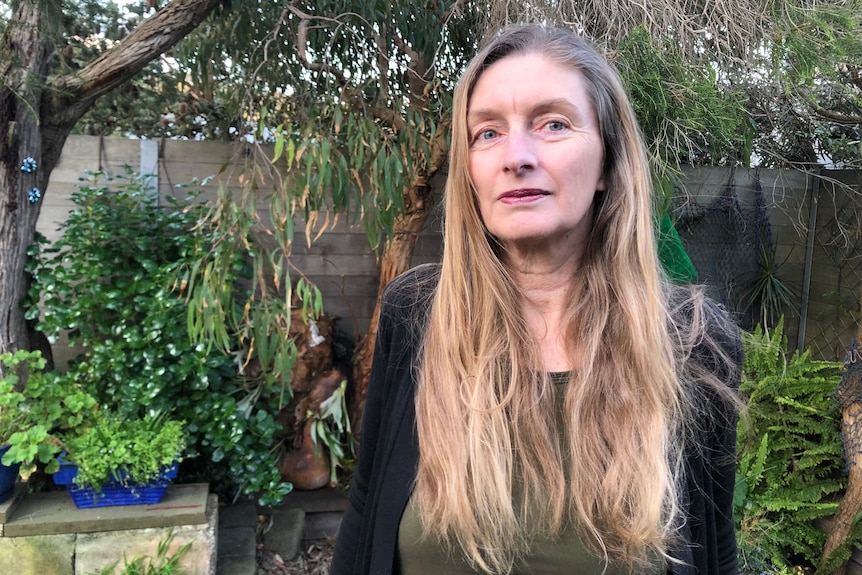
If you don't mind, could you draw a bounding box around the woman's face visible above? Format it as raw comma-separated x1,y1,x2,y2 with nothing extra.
467,53,605,257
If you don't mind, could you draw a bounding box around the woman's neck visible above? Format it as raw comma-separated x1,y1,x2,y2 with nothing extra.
506,255,583,372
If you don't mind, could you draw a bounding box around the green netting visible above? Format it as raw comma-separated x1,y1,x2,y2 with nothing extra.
657,212,697,284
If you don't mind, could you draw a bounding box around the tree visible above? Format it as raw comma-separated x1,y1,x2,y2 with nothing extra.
4,0,859,430
174,0,800,429
0,0,223,359
737,5,862,168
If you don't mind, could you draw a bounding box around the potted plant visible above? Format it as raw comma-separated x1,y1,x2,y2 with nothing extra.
53,410,186,508
0,350,98,502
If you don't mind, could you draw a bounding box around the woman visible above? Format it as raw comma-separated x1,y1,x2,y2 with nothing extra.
332,24,741,575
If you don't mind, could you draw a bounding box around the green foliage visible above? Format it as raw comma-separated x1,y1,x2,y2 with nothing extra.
178,184,305,394
269,102,447,251
28,171,291,506
44,0,226,140
616,27,751,203
742,241,797,331
735,320,847,572
742,3,862,167
63,411,185,495
0,350,98,471
88,529,191,575
307,379,353,485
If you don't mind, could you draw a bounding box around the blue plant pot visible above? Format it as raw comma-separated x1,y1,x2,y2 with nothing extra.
53,456,178,509
0,444,21,504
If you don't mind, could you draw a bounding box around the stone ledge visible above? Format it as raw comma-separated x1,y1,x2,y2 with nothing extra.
4,483,209,537
0,494,218,575
0,533,76,575
0,483,26,525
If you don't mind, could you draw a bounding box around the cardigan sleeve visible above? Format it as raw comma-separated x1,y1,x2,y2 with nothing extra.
709,319,742,575
331,264,438,575
330,287,396,574
680,298,743,575
711,402,740,574
705,300,742,575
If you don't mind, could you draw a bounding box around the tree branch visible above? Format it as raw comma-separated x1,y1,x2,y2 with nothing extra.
391,30,430,101
801,89,862,125
811,105,862,126
47,0,222,123
288,6,349,87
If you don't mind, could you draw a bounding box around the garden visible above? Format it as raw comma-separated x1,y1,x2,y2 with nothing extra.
0,0,861,573
0,167,857,574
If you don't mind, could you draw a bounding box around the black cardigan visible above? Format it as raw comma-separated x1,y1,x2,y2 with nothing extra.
332,264,741,575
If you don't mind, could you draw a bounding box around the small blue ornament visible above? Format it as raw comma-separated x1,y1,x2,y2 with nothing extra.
20,157,37,173
28,188,41,204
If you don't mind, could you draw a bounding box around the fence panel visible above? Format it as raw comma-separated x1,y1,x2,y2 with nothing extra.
39,137,861,365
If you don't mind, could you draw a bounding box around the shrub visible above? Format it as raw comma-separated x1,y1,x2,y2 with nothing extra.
29,170,291,505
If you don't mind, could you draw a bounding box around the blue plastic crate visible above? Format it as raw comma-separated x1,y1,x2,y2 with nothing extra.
53,459,178,509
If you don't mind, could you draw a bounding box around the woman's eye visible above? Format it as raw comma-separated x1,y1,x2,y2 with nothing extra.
478,129,498,140
545,121,566,132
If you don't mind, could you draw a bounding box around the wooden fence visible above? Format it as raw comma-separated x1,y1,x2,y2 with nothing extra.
39,136,861,367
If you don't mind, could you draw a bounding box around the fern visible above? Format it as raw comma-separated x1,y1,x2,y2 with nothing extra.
735,319,847,572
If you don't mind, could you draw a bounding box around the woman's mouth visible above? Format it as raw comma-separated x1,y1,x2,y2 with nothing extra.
498,189,549,205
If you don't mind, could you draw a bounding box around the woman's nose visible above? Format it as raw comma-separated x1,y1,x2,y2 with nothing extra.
501,130,537,175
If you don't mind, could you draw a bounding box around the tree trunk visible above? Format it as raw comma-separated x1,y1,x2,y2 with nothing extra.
0,0,221,360
349,182,433,434
349,127,448,434
0,1,54,356
821,403,862,575
821,292,862,573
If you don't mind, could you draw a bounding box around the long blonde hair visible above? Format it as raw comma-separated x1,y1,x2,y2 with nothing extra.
414,24,740,573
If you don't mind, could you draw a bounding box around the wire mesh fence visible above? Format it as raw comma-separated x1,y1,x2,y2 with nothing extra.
673,167,862,361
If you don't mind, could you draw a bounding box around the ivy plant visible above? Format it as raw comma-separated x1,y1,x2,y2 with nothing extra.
735,319,848,572
28,170,291,506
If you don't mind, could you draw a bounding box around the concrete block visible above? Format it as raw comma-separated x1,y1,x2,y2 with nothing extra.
263,507,305,560
6,483,209,536
279,487,348,513
0,533,76,575
218,500,258,529
75,494,217,575
302,510,341,541
215,554,255,575
217,524,256,559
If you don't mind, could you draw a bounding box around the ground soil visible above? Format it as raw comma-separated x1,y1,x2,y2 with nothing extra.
258,540,335,575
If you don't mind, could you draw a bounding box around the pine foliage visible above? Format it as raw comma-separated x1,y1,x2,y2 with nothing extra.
735,319,847,572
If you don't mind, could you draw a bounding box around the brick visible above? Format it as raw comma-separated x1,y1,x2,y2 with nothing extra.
263,507,305,560
218,500,258,529
217,524,256,559
0,483,26,525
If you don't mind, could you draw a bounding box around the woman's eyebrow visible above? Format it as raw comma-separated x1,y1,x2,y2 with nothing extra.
529,98,585,121
467,98,585,125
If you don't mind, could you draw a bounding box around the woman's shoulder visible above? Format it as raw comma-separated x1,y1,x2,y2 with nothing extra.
379,263,441,325
381,263,441,308
666,283,743,388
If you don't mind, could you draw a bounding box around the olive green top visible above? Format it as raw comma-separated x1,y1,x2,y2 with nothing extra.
396,373,665,574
